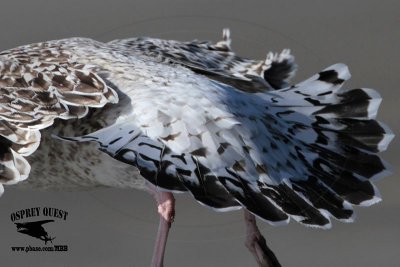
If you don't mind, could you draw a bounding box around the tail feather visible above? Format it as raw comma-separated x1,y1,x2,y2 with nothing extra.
254,63,394,227
263,49,297,89
291,177,354,221
259,182,333,227
313,88,382,119
219,169,290,225
311,117,392,153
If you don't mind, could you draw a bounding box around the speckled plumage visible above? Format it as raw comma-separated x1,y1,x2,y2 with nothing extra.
0,30,394,229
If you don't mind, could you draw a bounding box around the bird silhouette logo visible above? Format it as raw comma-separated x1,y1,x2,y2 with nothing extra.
14,220,56,244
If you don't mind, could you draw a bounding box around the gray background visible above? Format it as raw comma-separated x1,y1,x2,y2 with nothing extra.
0,0,399,266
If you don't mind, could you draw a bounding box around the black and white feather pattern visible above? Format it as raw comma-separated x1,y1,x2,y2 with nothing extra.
109,29,296,91
0,31,394,229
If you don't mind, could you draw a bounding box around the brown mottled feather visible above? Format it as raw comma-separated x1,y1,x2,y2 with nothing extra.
0,41,118,184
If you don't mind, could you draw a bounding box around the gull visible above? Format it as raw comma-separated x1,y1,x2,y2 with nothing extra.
0,29,393,267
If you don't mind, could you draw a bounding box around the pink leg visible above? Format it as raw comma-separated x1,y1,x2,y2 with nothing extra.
244,210,281,267
146,183,175,267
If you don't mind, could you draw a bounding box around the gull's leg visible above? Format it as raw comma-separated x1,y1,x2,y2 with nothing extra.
244,209,281,267
146,183,175,267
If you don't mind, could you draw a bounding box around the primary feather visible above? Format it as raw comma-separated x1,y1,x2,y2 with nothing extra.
0,30,393,229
